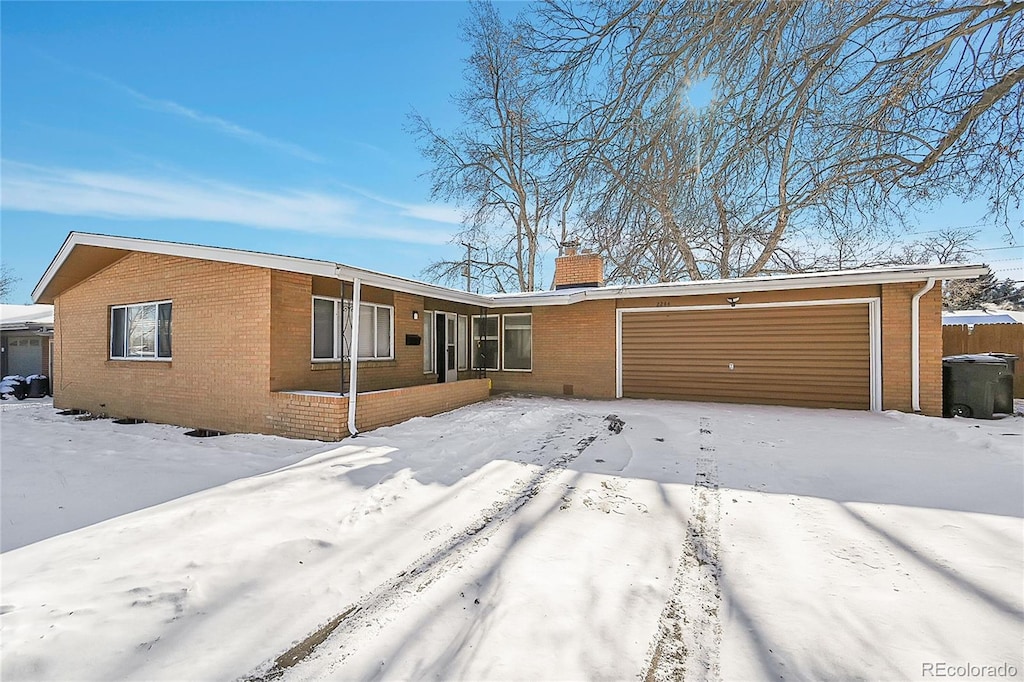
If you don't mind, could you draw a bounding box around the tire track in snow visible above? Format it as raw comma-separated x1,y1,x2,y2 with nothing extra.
243,412,608,682
643,416,723,682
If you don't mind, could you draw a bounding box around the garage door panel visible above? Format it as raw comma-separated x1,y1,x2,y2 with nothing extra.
620,303,871,410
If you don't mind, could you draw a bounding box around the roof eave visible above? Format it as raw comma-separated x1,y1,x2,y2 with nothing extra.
490,264,989,306
33,232,493,306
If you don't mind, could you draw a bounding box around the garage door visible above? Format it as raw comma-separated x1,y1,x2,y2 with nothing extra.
619,302,874,410
7,337,44,378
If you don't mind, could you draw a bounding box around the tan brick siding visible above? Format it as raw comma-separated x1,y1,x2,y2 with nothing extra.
268,378,491,441
267,391,349,440
553,253,605,288
488,300,617,398
53,252,273,433
881,281,942,416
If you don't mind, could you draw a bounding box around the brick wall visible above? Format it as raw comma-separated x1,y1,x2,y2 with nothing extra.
553,253,605,289
356,378,491,432
267,391,349,440
488,300,617,398
53,252,273,433
881,281,942,415
268,378,491,441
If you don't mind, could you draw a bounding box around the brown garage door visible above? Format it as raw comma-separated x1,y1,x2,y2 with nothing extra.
620,303,871,409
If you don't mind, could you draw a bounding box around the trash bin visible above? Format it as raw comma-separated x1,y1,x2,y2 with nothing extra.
1,375,28,401
26,375,49,399
978,353,1017,415
942,354,1014,419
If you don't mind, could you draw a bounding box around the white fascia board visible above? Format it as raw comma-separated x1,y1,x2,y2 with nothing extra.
487,290,590,307
490,263,989,307
33,232,491,306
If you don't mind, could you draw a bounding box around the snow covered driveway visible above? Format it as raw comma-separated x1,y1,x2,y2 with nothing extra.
1,397,1021,681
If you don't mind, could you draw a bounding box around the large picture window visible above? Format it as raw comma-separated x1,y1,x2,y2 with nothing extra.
312,297,393,361
472,315,499,371
110,301,172,360
502,313,532,371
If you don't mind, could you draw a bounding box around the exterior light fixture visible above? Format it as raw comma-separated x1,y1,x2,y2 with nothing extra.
726,296,740,307
412,311,419,320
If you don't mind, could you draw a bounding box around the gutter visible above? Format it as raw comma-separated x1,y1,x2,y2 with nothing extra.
911,277,937,412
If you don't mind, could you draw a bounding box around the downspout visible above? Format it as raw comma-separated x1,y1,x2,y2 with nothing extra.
347,276,362,436
911,277,936,413
339,278,346,398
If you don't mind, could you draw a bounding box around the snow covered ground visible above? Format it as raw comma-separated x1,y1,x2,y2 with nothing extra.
1,396,1021,681
0,399,327,552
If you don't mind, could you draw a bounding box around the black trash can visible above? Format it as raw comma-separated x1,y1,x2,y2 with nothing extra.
27,375,49,399
943,354,1014,419
1,376,29,401
978,353,1017,415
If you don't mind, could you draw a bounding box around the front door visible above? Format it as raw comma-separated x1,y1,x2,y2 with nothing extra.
434,312,459,383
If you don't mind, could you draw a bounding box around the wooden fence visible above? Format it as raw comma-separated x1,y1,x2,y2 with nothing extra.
942,323,1024,398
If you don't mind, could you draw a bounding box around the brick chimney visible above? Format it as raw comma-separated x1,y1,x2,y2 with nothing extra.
554,243,604,290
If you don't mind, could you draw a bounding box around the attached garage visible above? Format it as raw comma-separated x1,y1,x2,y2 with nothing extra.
617,299,880,410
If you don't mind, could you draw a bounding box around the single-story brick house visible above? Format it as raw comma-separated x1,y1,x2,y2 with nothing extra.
32,232,986,439
1,304,54,379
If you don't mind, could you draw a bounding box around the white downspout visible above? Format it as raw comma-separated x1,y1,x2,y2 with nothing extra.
347,276,362,437
911,277,936,413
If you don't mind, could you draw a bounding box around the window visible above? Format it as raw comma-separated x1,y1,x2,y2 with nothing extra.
312,297,342,360
312,297,393,361
423,310,434,373
110,301,172,360
360,303,393,360
472,315,499,370
457,315,468,370
502,313,532,371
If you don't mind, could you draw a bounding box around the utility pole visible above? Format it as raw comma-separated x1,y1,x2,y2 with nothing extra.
461,242,473,292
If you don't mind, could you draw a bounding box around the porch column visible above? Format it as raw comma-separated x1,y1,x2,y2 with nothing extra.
347,277,362,436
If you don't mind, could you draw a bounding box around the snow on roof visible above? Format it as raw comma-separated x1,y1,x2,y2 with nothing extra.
0,304,54,329
942,309,1023,325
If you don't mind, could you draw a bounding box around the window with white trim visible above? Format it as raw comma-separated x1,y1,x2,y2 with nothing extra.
457,314,468,370
312,296,343,360
312,297,394,361
110,301,172,360
423,310,434,373
472,315,499,370
502,313,532,371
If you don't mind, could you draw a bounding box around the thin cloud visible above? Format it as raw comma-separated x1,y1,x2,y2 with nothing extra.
122,85,325,163
39,52,323,163
0,160,452,245
343,185,465,226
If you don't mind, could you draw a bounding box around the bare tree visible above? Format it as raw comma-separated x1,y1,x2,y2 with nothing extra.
532,0,1024,281
409,2,570,292
945,270,1024,309
0,263,19,302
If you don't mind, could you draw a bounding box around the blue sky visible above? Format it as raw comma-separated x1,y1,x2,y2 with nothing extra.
1,1,1020,304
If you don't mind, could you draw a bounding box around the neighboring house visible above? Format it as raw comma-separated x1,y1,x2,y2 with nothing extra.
32,232,987,440
0,304,54,379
